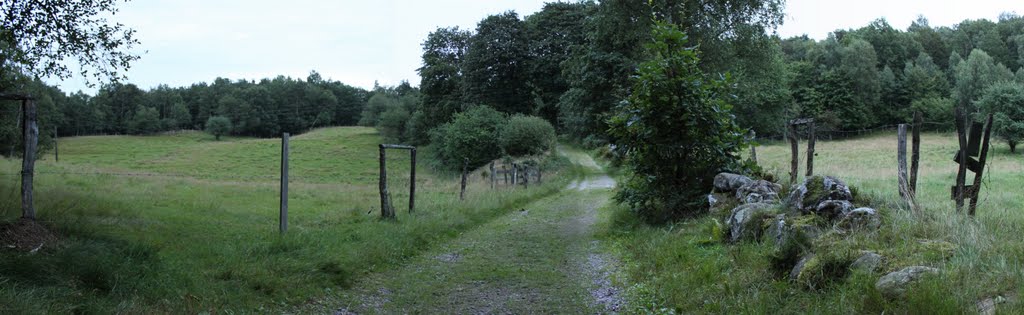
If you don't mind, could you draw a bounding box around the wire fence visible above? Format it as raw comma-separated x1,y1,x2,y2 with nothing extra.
758,121,955,142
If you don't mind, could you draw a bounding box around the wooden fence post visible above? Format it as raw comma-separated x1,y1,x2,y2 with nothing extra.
489,161,495,189
280,133,289,233
379,144,394,219
788,123,799,185
409,148,416,213
806,121,816,177
512,164,518,186
954,108,968,212
897,124,914,210
503,165,509,185
21,100,37,220
54,126,58,163
460,158,468,201
968,114,994,216
910,112,922,197
523,165,529,188
749,130,758,164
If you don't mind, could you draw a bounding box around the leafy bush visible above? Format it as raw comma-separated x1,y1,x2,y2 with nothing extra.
498,115,556,156
910,97,954,130
607,22,747,224
430,105,506,170
377,107,410,142
978,81,1024,152
205,116,232,140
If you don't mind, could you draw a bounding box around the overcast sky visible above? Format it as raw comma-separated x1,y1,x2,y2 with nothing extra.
50,0,1021,94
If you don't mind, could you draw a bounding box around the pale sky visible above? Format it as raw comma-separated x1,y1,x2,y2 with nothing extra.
49,0,1021,94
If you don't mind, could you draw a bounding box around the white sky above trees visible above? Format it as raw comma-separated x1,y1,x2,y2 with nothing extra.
49,0,1021,94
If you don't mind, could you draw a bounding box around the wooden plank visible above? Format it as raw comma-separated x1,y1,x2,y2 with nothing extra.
280,133,289,233
910,111,922,197
380,144,415,150
969,114,994,216
966,122,983,157
790,118,815,125
21,100,37,220
806,121,816,177
952,151,982,173
950,185,977,199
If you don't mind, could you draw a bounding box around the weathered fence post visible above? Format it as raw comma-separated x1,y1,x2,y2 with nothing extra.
748,130,758,164
379,144,394,219
968,114,994,216
806,121,816,177
910,112,922,197
280,133,289,233
21,99,37,220
954,108,968,212
489,161,495,189
523,165,529,188
512,163,518,186
897,124,914,210
460,157,468,201
536,165,542,184
788,122,799,185
54,126,58,163
409,147,416,213
503,165,509,185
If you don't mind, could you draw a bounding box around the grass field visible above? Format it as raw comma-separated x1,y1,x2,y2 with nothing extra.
0,127,578,313
604,131,1024,313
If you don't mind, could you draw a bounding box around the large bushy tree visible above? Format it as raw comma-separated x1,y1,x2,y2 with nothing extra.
609,22,746,224
462,11,531,114
978,82,1024,153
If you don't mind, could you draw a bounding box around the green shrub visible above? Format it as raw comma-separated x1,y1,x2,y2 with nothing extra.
498,115,556,156
430,105,506,170
377,107,410,142
607,22,747,224
978,81,1024,153
204,116,232,140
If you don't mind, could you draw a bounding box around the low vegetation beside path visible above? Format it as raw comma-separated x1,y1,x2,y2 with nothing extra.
0,127,579,313
603,132,1024,313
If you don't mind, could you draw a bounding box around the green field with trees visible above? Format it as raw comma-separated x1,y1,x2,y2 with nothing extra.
4,0,1024,313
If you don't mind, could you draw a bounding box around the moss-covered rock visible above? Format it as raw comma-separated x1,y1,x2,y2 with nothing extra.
787,175,854,215
726,203,778,243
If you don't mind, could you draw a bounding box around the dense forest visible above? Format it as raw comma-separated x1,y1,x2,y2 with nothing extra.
4,1,1024,157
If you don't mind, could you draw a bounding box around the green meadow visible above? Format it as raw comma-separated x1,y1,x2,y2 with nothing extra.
0,127,577,313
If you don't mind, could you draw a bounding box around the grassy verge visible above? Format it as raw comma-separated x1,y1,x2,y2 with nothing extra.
602,132,1024,313
0,127,580,313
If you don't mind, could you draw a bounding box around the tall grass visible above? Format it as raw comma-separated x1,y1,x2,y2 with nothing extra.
0,127,581,313
604,131,1024,313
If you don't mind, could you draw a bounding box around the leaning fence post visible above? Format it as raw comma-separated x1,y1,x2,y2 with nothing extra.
968,114,994,216
280,132,289,233
21,99,37,220
460,158,469,201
